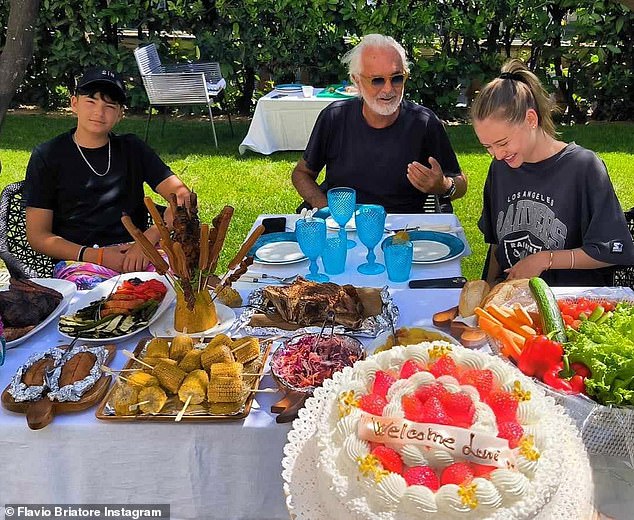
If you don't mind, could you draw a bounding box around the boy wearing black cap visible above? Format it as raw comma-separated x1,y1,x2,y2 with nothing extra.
23,67,190,285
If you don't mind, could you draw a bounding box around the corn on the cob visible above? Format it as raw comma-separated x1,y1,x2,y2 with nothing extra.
141,356,177,372
127,371,160,388
153,361,187,394
178,349,202,372
178,369,209,405
207,333,231,349
111,383,139,416
138,386,168,414
201,343,234,370
170,333,194,361
231,337,260,364
207,376,246,403
216,286,242,308
210,361,243,379
145,337,170,358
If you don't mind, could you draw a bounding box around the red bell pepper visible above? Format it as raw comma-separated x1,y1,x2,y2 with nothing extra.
517,334,564,379
542,356,590,394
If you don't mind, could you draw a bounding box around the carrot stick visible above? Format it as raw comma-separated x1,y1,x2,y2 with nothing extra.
485,304,536,339
512,303,534,327
474,307,503,326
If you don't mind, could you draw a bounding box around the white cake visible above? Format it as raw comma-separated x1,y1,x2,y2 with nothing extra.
315,341,591,519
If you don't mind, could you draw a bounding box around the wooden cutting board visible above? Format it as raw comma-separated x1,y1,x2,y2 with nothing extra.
432,306,488,348
1,344,116,430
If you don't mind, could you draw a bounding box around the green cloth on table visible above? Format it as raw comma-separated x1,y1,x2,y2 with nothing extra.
316,84,355,99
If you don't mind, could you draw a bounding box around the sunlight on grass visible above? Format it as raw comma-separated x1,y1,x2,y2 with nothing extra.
1,112,632,280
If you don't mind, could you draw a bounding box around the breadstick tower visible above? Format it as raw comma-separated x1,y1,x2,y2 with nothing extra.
122,192,247,333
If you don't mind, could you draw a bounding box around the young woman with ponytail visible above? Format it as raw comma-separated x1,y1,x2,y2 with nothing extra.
471,59,633,286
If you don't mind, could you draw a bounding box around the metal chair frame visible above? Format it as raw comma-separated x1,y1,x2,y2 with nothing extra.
134,43,233,147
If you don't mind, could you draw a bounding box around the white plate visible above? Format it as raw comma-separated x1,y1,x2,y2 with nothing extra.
149,301,236,338
255,241,306,264
413,240,451,263
325,215,356,232
58,272,175,343
3,278,77,349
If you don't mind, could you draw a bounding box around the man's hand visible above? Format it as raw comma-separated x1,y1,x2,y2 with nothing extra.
121,242,150,273
99,245,129,273
406,157,450,195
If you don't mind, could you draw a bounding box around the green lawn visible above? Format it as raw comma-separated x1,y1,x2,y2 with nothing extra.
1,112,633,280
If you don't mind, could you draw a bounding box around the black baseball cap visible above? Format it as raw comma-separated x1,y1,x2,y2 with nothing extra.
76,67,126,104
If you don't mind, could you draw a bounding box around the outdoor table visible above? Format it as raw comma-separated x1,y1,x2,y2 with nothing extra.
238,88,344,155
0,213,631,519
237,212,471,288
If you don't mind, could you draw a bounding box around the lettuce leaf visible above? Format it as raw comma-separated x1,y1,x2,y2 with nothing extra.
565,302,634,406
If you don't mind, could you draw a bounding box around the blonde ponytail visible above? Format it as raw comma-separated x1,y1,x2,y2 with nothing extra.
471,59,558,138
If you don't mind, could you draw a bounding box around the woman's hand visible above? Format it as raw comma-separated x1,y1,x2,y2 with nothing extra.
504,251,550,280
121,242,150,273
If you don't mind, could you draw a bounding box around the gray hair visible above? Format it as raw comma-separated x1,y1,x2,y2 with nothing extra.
341,34,410,78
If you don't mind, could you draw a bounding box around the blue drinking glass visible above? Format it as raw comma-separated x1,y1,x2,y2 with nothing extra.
322,235,347,275
295,217,329,282
382,237,414,283
356,204,386,275
327,187,356,249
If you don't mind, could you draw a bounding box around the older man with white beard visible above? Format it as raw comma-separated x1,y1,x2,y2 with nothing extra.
292,34,467,213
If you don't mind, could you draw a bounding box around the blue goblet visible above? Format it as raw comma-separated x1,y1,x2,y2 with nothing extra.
295,217,329,282
327,187,357,249
356,204,386,275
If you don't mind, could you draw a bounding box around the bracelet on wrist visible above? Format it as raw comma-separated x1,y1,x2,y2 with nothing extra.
570,250,575,269
546,250,554,270
77,245,88,262
96,247,104,266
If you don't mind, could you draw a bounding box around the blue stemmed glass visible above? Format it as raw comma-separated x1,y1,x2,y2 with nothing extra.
327,187,357,249
295,217,329,282
356,204,387,275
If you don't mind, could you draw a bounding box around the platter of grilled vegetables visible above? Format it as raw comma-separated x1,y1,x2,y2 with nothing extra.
58,273,175,341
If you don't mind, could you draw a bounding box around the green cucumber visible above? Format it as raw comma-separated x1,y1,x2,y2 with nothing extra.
528,277,568,343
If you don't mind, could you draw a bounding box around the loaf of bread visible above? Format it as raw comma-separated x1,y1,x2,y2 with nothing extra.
59,352,97,387
458,280,491,317
22,357,55,386
481,278,535,309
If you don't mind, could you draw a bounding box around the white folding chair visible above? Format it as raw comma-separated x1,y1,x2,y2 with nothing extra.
134,43,232,147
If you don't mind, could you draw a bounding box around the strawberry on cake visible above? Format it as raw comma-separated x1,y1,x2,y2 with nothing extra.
314,341,593,519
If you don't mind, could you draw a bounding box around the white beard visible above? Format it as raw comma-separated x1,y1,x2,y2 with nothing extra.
363,89,403,116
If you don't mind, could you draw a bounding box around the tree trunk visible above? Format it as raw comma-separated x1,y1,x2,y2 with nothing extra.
0,0,42,132
237,65,255,116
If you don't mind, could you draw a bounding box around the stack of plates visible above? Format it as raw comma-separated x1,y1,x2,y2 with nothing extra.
274,83,303,94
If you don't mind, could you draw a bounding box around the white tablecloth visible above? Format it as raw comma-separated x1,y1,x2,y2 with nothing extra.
238,89,342,155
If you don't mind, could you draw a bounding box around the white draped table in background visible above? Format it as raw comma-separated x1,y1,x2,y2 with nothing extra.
238,89,341,155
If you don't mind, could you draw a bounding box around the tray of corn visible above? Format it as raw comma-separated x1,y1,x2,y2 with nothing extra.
95,333,273,421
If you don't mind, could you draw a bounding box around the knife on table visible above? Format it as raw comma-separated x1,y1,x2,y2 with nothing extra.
408,277,467,289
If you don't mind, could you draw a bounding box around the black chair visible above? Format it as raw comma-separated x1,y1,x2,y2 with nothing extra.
0,181,56,278
612,207,634,288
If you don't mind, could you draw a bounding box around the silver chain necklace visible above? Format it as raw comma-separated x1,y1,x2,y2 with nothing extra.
73,134,111,176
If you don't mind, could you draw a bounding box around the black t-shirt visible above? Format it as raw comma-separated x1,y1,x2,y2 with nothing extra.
303,98,461,213
24,129,173,247
478,143,634,286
